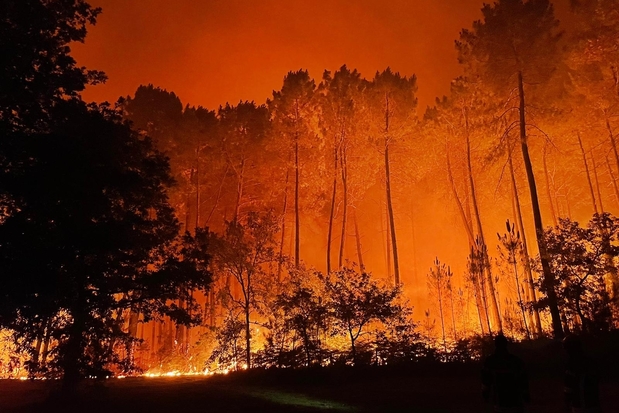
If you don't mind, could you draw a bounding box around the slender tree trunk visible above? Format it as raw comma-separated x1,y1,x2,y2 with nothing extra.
339,144,348,269
606,157,619,209
186,290,193,351
327,145,338,275
295,130,300,268
543,143,558,227
508,142,542,336
448,277,457,341
591,151,605,213
353,210,364,269
294,134,301,268
41,324,51,368
196,144,201,230
206,164,229,224
209,289,216,327
385,143,400,285
384,94,400,285
477,256,492,335
278,168,290,282
33,326,43,367
470,274,486,335
436,275,447,352
63,310,85,389
512,257,531,339
518,71,563,339
606,115,619,179
245,303,251,369
465,109,501,331
385,204,393,281
349,329,357,365
410,200,418,282
578,132,599,214
447,150,476,246
150,320,156,363
234,159,245,221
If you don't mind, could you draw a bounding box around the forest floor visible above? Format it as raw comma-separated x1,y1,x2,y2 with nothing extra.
1,363,618,413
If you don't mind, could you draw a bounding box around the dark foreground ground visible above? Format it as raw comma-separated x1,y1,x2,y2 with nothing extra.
1,363,618,413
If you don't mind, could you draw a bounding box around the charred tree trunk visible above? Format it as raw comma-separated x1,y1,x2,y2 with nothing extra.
508,141,542,336
338,143,348,269
206,164,229,225
327,145,338,275
518,71,563,339
591,151,605,214
245,303,251,369
465,109,501,332
233,159,246,221
578,132,599,215
447,150,476,246
353,209,364,269
606,157,619,209
294,121,301,268
385,204,393,281
384,94,400,285
410,200,418,282
278,168,290,282
543,143,558,227
606,115,619,181
195,143,201,230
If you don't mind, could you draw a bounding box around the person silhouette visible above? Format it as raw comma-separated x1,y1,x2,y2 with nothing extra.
481,333,529,413
563,335,601,413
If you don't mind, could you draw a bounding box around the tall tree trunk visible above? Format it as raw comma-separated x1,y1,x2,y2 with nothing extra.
206,164,229,224
41,324,51,368
464,109,501,331
410,200,418,282
511,253,531,339
591,151,605,213
508,141,542,336
518,71,563,339
543,143,558,227
327,146,338,274
385,143,400,285
447,150,476,245
233,159,246,221
448,276,457,341
295,128,300,268
435,269,447,352
338,144,348,269
606,115,619,179
245,304,251,369
384,94,400,285
385,203,393,280
195,144,201,230
353,209,364,269
278,168,290,282
606,157,619,209
578,132,599,214
209,289,216,327
150,320,156,362
447,148,486,333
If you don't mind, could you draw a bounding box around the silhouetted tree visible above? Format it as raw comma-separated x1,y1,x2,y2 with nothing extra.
0,102,212,382
0,0,106,131
324,267,401,365
208,211,279,369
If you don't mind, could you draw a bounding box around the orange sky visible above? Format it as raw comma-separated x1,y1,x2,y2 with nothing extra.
72,0,494,111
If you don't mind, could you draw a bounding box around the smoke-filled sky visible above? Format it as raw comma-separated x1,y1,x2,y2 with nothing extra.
73,0,494,110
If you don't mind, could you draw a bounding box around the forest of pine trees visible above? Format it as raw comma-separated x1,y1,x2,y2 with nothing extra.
2,0,619,378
